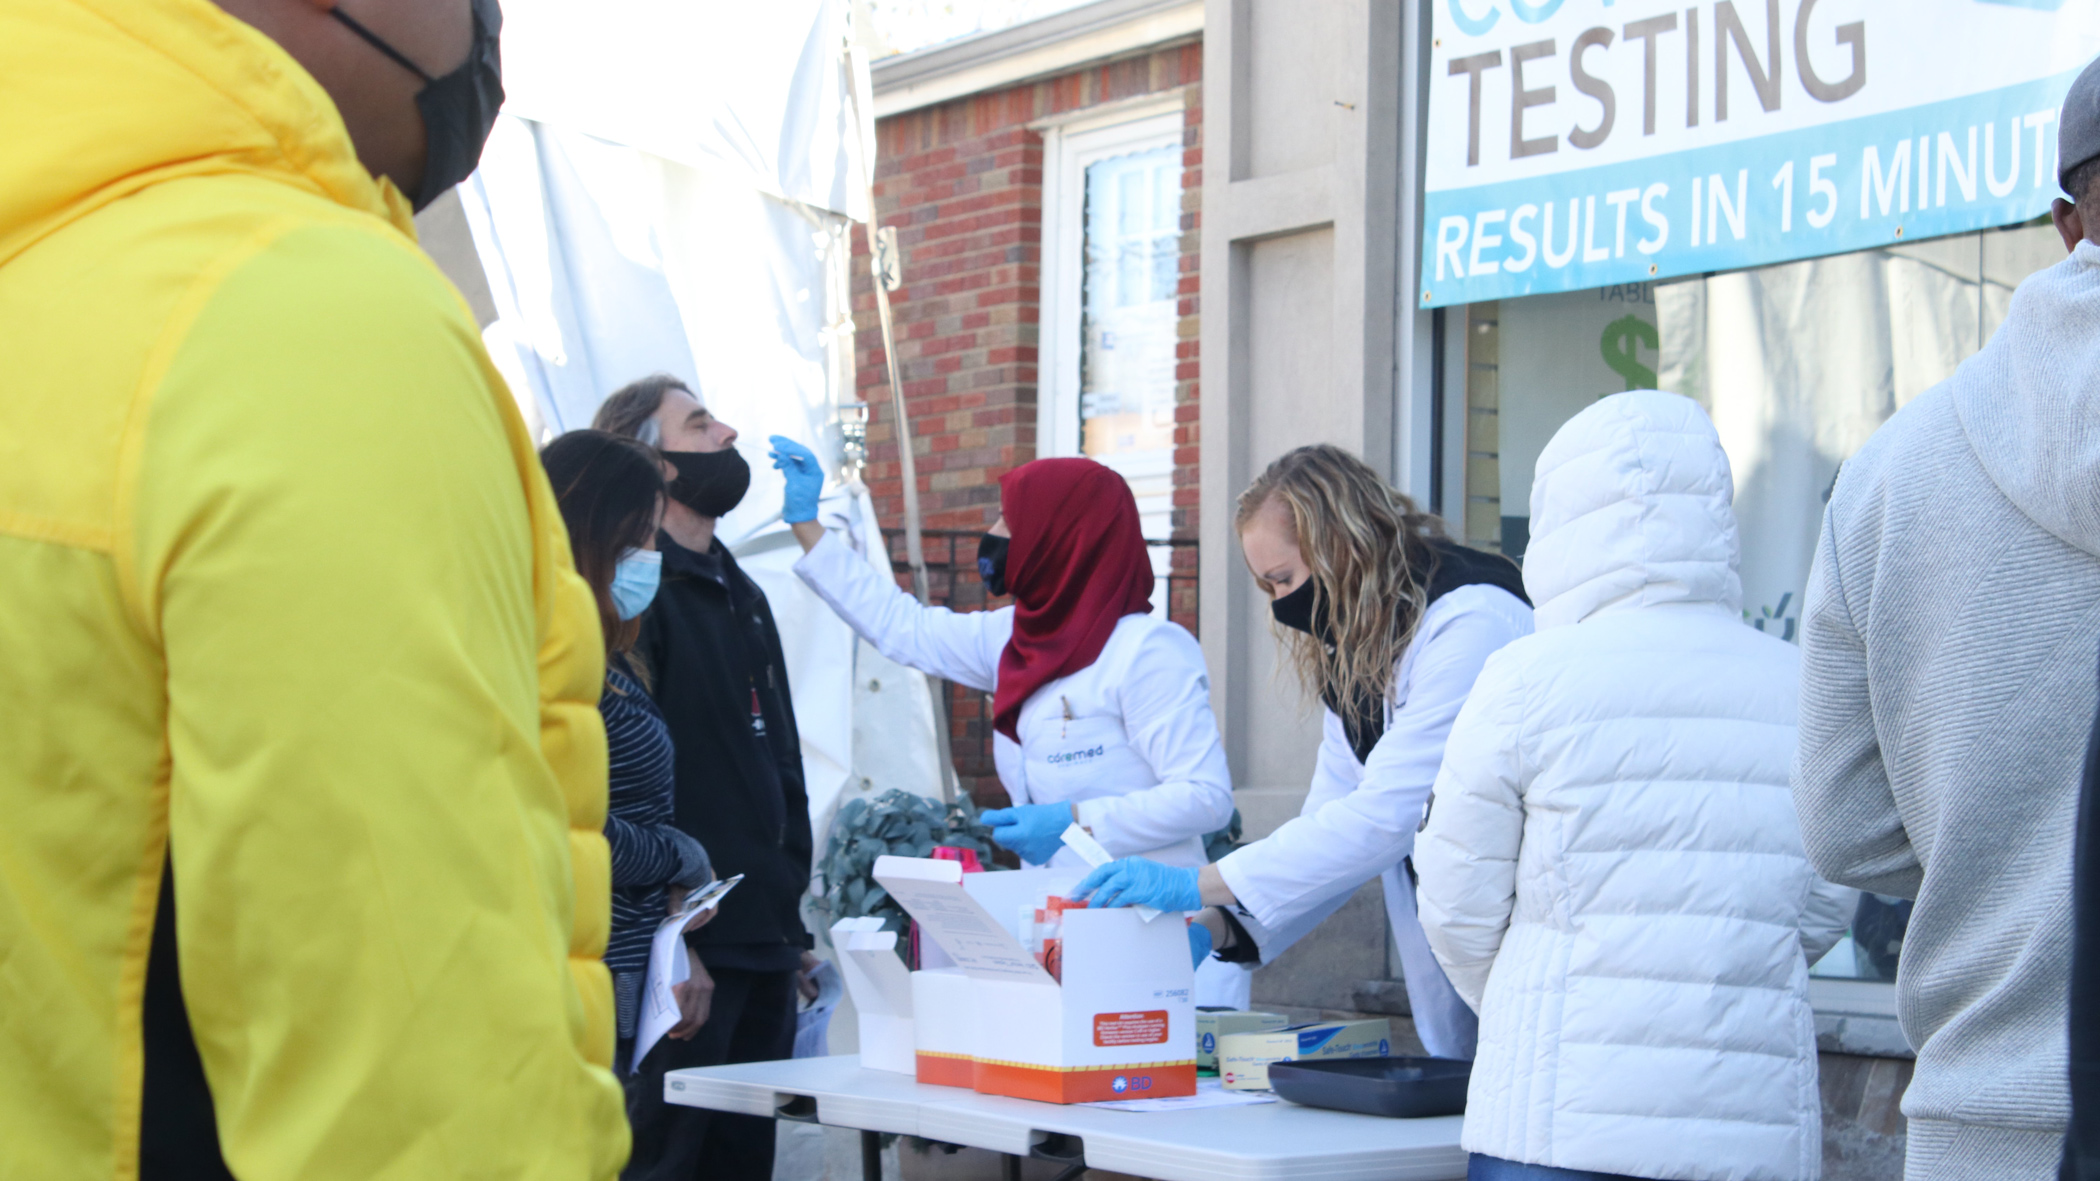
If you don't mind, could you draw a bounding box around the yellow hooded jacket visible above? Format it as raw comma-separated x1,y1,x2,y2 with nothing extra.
0,1,628,1177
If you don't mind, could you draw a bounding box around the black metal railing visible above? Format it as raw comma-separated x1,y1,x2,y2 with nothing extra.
881,529,1198,808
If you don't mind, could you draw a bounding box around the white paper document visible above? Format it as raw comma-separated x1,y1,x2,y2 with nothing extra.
870,856,1054,983
633,909,692,1072
1060,823,1163,921
632,876,744,1072
1088,1076,1279,1113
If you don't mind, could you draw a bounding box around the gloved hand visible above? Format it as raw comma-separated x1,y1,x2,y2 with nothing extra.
1074,857,1203,912
1186,920,1214,969
767,435,823,524
978,803,1075,866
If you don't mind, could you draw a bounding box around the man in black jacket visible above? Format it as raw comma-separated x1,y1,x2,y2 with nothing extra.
594,375,813,1181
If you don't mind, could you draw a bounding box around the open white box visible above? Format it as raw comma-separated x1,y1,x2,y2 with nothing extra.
873,855,1197,1104
828,917,916,1075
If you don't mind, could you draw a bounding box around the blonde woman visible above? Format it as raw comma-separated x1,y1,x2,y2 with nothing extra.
1076,444,1532,1057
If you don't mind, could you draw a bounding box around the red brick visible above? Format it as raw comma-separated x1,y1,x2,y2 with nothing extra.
859,43,1204,777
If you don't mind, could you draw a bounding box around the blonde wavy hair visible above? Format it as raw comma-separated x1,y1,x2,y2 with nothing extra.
1234,445,1447,714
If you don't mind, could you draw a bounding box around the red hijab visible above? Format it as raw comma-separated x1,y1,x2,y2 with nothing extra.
992,459,1155,741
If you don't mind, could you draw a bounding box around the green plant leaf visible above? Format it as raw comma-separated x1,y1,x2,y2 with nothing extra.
815,789,1009,952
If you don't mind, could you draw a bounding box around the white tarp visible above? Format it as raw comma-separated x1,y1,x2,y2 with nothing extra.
463,116,848,453
499,0,868,221
461,0,945,863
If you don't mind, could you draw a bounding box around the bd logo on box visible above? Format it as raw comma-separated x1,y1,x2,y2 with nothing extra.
1111,1076,1153,1094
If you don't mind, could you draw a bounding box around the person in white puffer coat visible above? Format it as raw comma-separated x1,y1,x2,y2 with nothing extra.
1414,391,1855,1181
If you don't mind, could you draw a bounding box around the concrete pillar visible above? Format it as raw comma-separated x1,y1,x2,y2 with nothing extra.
1197,0,1414,836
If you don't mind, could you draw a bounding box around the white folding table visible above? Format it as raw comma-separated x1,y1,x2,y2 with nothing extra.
664,1055,1466,1181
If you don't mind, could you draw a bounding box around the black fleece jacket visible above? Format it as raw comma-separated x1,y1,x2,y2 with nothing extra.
638,533,813,972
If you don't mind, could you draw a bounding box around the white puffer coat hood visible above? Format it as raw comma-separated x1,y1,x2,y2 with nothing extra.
1416,392,1854,1181
1524,389,1743,628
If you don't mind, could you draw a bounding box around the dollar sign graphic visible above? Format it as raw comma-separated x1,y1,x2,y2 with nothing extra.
1601,315,1659,392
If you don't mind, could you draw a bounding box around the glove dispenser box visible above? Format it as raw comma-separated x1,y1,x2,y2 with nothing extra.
874,855,1197,1104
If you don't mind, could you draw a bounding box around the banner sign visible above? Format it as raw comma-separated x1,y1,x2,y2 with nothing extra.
1419,0,2100,307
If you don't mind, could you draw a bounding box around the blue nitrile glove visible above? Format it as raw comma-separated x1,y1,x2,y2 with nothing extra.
768,434,823,524
1187,920,1214,969
1073,857,1204,913
978,803,1074,866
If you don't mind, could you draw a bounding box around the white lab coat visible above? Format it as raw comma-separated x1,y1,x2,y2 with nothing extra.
1215,581,1533,1058
793,531,1234,870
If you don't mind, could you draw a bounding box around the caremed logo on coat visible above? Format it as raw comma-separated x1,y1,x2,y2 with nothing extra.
1420,0,2100,306
1046,745,1105,766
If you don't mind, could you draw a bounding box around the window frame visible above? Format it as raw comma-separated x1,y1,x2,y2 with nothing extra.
1037,100,1188,463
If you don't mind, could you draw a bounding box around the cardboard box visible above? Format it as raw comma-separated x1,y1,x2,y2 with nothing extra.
829,918,915,1075
909,967,975,1086
1218,1018,1394,1090
874,856,1197,1104
1195,1009,1290,1072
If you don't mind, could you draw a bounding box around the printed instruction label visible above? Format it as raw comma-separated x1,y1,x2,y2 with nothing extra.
1093,1010,1169,1047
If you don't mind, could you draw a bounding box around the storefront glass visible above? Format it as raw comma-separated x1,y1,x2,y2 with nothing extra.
1457,221,2065,980
1079,142,1182,545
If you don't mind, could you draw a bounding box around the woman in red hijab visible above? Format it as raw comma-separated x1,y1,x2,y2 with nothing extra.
771,446,1234,889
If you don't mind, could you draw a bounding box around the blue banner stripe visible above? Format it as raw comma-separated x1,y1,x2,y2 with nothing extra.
1419,69,2079,307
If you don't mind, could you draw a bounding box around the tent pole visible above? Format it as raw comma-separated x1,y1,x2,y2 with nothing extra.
846,24,960,806
865,243,929,604
843,18,929,607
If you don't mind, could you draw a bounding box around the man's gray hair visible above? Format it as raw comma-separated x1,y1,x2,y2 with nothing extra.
592,373,690,447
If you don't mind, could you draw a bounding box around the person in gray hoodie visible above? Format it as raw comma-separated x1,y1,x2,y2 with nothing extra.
1793,57,2100,1181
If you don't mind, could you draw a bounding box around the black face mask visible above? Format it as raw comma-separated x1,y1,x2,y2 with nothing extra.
664,448,751,519
1269,579,1329,641
330,0,505,213
977,532,1010,597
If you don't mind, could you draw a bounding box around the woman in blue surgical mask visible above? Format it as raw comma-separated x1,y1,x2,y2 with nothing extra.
541,429,716,1072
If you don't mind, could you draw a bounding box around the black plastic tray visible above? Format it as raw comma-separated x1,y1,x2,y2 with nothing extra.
1265,1056,1471,1118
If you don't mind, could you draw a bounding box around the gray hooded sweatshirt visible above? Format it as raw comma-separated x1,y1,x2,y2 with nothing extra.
1796,240,2100,1179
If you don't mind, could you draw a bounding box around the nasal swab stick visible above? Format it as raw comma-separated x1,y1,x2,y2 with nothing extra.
1061,823,1165,922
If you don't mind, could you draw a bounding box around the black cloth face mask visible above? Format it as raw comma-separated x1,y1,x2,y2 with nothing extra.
664,448,751,519
1272,576,1380,762
977,532,1010,597
1269,578,1327,641
330,0,505,213
1272,540,1531,765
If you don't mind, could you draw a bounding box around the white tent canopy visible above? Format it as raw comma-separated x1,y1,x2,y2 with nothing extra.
498,0,867,222
462,0,945,878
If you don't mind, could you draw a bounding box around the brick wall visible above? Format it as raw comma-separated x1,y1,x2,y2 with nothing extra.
1170,76,1203,624
858,42,1204,808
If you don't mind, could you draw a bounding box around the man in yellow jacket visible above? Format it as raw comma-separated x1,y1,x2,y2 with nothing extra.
0,1,630,1177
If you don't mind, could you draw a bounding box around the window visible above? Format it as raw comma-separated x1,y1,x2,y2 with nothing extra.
1042,105,1187,614
1453,223,2067,983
